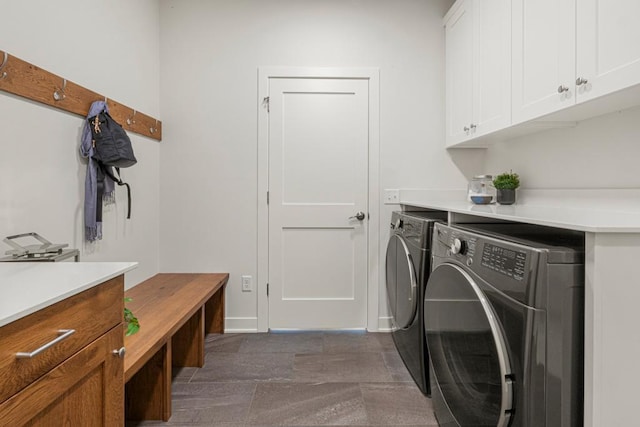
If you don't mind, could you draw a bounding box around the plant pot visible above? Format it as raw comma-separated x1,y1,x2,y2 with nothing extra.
496,189,516,205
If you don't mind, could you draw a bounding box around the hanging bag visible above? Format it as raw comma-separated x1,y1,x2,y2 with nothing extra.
88,111,136,218
89,111,137,167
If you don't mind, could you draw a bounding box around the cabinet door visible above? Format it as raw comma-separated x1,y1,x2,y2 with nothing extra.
577,0,640,103
473,0,511,137
445,0,474,146
0,326,124,426
512,0,576,123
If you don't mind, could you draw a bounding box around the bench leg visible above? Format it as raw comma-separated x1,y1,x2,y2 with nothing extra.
205,286,226,334
125,342,172,421
172,306,205,367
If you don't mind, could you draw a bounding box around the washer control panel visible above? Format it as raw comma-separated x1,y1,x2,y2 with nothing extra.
431,222,551,306
481,243,527,281
433,222,533,283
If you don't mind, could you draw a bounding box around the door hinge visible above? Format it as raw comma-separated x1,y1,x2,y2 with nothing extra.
267,191,269,204
266,283,269,297
262,96,270,113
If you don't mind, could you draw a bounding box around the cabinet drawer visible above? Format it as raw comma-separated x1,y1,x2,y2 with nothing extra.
0,325,123,426
0,276,123,404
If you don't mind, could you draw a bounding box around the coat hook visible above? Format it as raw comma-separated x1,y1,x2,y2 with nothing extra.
53,78,66,101
150,119,158,134
127,110,137,126
0,51,8,80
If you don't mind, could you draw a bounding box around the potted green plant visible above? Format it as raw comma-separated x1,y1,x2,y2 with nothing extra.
493,171,520,205
124,297,140,336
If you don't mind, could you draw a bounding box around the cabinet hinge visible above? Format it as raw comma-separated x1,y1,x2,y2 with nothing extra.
267,191,269,204
266,283,269,297
262,96,270,113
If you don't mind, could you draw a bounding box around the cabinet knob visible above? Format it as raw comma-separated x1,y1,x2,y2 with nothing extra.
470,124,477,130
557,85,569,93
576,77,588,86
112,347,126,358
463,126,470,132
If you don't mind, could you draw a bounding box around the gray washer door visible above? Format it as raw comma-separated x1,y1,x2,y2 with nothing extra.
425,263,514,427
385,234,418,329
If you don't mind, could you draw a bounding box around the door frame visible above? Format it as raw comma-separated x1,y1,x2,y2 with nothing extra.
257,67,380,332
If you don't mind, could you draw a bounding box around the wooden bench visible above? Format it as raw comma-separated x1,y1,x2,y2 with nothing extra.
123,273,229,421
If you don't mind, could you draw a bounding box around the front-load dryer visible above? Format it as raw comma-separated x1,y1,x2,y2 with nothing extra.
385,210,447,395
424,222,584,427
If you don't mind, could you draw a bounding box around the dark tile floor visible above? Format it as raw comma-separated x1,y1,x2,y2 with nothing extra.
127,331,439,427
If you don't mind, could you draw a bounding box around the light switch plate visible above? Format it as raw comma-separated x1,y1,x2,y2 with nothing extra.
384,189,400,204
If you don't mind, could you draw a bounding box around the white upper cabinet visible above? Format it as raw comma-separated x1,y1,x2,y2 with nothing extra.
445,0,511,147
473,0,512,136
445,0,474,146
513,0,640,124
512,0,576,124
576,0,640,103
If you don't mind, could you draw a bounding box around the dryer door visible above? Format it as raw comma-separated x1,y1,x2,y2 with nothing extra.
385,234,418,330
425,263,514,427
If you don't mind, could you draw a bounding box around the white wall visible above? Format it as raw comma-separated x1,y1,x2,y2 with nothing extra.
158,0,480,330
0,0,161,286
6,0,624,329
482,107,640,188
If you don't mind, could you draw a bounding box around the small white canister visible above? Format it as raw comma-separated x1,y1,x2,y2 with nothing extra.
468,175,496,204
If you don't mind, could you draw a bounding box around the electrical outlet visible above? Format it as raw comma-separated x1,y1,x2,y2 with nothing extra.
241,275,252,292
384,189,400,204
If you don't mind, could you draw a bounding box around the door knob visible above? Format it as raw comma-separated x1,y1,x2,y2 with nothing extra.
349,212,366,221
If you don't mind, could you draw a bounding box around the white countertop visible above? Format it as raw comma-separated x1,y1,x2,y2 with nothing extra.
400,189,640,233
0,262,137,328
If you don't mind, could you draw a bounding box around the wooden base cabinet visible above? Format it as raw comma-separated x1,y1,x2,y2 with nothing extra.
0,277,125,426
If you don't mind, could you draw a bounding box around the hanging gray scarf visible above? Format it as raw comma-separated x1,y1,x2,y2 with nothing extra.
80,100,115,241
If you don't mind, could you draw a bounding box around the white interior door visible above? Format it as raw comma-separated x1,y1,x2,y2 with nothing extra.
267,77,370,329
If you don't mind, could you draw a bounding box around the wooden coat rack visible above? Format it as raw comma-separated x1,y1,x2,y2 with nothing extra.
0,49,162,141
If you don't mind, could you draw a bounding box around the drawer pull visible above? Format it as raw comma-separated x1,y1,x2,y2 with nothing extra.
16,329,76,359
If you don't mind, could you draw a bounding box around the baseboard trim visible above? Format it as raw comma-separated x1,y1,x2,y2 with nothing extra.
225,317,393,333
224,317,258,333
378,316,393,332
